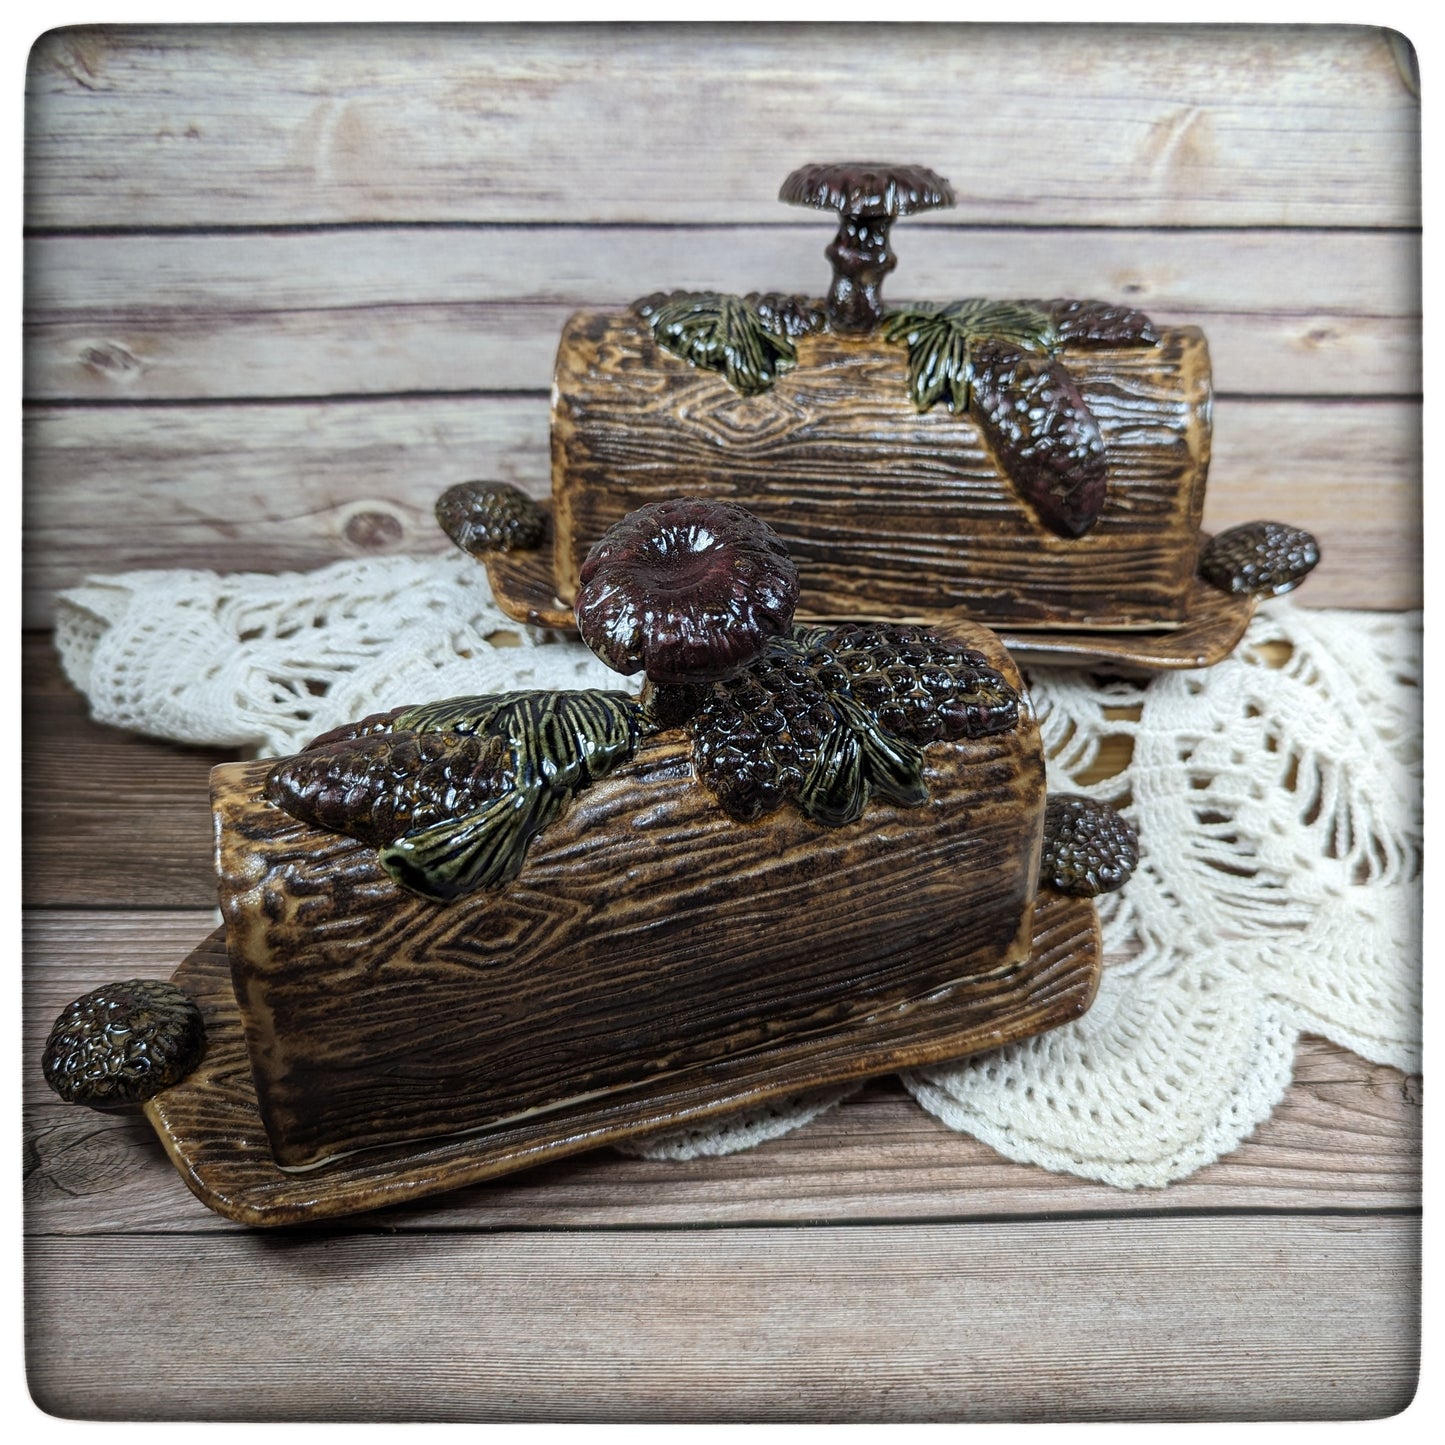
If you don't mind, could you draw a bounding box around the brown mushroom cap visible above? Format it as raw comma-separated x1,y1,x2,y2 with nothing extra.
779,163,956,218
574,499,799,686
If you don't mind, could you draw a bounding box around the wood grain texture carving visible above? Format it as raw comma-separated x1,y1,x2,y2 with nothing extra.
551,313,1212,630
213,623,1048,1171
146,887,1101,1225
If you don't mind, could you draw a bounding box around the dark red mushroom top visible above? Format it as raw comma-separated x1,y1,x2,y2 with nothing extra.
779,163,956,218
574,499,799,686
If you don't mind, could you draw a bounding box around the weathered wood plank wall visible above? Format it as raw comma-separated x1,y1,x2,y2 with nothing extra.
22,23,1421,629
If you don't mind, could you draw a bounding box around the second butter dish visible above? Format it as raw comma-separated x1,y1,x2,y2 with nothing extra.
463,160,1319,668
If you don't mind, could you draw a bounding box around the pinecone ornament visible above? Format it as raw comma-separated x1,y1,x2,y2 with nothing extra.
1198,521,1321,597
42,979,206,1109
266,726,511,848
1039,795,1140,897
435,480,546,556
266,691,641,901
970,337,1109,540
692,623,1019,826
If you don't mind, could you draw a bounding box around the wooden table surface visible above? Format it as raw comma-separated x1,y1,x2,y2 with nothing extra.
21,23,1421,1421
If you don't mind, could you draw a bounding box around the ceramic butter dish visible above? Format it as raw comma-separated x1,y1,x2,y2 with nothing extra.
480,162,1319,668
42,500,1133,1224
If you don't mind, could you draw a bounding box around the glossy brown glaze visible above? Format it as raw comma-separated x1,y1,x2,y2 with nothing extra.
1039,795,1140,896
213,620,1048,1172
435,480,547,557
551,315,1212,631
146,884,1100,1225
877,298,1156,539
42,978,207,1109
1198,520,1321,597
690,623,1019,825
969,337,1108,539
264,690,642,901
993,573,1255,670
574,497,799,683
778,163,956,332
478,539,576,629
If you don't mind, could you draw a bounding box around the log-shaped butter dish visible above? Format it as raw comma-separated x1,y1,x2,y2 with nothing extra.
42,501,1135,1225
468,160,1318,668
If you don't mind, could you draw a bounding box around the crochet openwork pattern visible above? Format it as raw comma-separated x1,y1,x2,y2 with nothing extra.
55,558,1421,1187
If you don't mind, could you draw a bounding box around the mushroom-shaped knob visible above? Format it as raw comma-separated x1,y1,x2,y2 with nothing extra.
1198,521,1321,597
435,481,546,557
574,498,800,686
41,978,206,1110
1039,795,1140,897
779,162,956,333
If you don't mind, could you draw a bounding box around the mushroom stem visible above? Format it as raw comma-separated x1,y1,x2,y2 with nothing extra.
780,164,955,333
824,213,898,333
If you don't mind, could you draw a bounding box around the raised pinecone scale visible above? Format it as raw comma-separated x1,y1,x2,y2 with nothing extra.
265,691,641,901
691,621,1020,826
42,979,207,1109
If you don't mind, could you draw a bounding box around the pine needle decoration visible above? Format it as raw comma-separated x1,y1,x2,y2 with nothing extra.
636,291,799,396
882,299,1058,413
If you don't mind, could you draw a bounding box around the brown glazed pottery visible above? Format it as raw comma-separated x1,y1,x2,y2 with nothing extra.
470,161,1318,668
45,500,1134,1224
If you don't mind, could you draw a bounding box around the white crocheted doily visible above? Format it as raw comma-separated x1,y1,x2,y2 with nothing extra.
53,558,1422,1188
